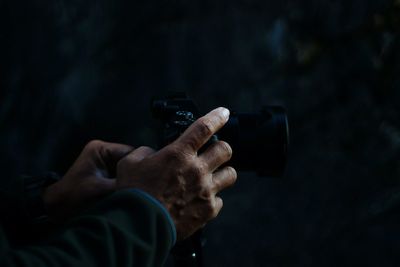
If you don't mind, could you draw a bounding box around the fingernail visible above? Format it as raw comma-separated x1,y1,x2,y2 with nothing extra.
220,107,230,120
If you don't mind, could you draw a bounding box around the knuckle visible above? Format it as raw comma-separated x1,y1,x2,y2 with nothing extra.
190,163,206,180
210,200,222,219
197,118,214,136
85,140,105,152
117,156,132,170
211,209,220,220
204,200,215,217
199,187,212,199
218,198,224,209
179,137,197,152
197,160,208,174
226,166,237,183
164,145,185,162
116,158,125,169
137,146,153,153
218,141,233,159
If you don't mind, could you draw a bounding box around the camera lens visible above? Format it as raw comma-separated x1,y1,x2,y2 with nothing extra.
218,107,289,178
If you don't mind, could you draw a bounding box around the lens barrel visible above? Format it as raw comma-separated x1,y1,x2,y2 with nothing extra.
218,107,289,178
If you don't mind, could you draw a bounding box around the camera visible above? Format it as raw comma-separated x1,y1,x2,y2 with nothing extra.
151,93,289,178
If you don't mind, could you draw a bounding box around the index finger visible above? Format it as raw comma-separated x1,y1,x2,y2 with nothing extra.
175,107,230,153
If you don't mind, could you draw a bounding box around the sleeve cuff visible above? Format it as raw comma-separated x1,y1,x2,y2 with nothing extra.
127,189,177,245
22,172,60,224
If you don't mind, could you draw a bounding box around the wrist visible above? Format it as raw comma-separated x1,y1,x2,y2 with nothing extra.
22,172,60,224
42,181,62,219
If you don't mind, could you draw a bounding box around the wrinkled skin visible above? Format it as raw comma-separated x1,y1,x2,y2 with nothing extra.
44,107,237,240
117,107,237,240
43,141,133,220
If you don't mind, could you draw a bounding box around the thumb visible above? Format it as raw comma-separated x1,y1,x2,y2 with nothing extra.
93,141,134,177
123,146,156,164
99,142,135,163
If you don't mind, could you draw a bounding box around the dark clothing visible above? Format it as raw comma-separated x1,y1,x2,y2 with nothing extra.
0,175,176,267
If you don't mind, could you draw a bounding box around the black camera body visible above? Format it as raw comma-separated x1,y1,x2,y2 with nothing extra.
151,93,289,178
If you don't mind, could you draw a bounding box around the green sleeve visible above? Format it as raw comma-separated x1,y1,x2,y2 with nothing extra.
0,190,176,267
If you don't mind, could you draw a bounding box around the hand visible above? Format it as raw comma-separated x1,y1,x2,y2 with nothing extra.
43,140,133,220
116,107,237,240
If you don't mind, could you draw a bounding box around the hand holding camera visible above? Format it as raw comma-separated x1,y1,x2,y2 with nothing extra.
43,94,289,244
116,107,237,240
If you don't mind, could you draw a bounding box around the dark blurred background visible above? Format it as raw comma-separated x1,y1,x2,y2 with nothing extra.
1,0,400,266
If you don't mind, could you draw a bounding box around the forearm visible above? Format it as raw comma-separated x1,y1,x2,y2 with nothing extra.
0,190,176,267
